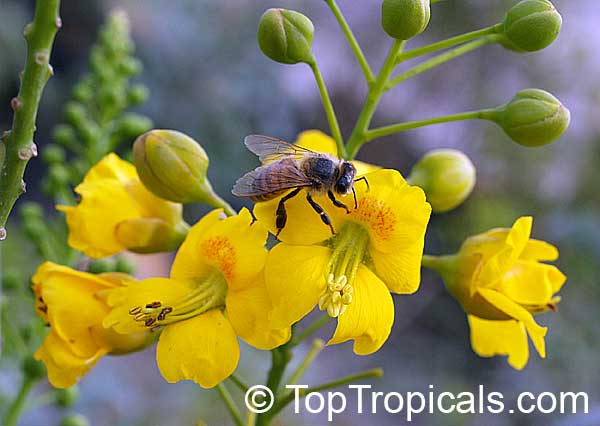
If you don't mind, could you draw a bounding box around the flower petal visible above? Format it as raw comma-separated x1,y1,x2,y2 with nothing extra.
468,315,529,370
521,239,559,262
33,262,115,358
124,180,183,225
57,180,141,258
34,330,107,389
497,260,566,305
265,244,330,329
171,209,268,291
104,278,191,334
82,153,137,185
478,288,547,358
296,130,337,155
370,240,424,295
345,169,431,255
254,192,342,246
328,265,394,355
156,309,240,388
226,278,291,350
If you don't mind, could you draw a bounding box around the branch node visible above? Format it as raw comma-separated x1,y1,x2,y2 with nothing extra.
20,180,27,194
23,23,34,39
10,97,22,111
0,227,6,241
34,51,49,65
55,17,62,28
17,143,38,161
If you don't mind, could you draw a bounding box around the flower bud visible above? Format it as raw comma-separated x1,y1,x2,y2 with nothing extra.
60,414,90,426
133,129,218,204
381,0,431,40
258,9,315,65
408,149,476,213
501,0,562,52
488,89,570,147
23,357,46,380
56,386,80,407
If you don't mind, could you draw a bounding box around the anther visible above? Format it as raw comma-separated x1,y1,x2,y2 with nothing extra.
145,301,162,309
145,318,156,327
129,306,142,315
134,313,147,322
157,307,172,321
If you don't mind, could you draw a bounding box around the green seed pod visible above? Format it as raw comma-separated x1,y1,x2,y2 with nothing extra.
488,89,570,147
56,386,80,408
381,0,431,40
501,0,562,52
408,149,476,213
133,129,218,204
258,8,315,65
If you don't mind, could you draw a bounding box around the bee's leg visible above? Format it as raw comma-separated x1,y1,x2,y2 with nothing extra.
307,194,335,235
352,187,358,209
355,176,370,191
275,187,302,238
327,190,350,214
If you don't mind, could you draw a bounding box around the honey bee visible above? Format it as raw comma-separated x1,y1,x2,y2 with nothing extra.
232,135,367,237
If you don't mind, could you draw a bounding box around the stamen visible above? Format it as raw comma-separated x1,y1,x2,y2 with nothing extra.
127,270,228,329
319,222,369,319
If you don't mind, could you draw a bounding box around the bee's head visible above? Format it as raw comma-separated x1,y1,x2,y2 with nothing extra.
335,161,356,194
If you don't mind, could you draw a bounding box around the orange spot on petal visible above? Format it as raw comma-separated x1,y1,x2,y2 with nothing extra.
351,196,397,242
199,236,236,281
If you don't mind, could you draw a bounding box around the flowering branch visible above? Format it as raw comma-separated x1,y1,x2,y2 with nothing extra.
0,0,61,237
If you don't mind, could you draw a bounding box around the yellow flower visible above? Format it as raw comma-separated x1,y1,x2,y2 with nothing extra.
32,262,152,388
103,209,291,388
58,153,188,258
256,163,431,355
431,216,566,369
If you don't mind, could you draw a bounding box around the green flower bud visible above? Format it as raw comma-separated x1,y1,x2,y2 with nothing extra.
381,0,431,40
2,268,21,291
42,144,66,164
60,414,90,426
117,113,153,138
52,124,77,147
88,258,114,274
501,0,562,52
408,149,476,213
128,84,149,105
487,89,570,147
115,256,136,274
133,129,218,204
23,357,46,380
64,102,86,127
56,386,80,408
258,9,315,65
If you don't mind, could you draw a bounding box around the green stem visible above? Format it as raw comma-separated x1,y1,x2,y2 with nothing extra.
3,376,35,426
286,339,325,386
325,0,375,84
229,373,250,393
270,368,383,417
386,35,502,90
422,254,443,270
216,383,244,426
254,342,293,426
0,0,61,234
395,25,501,64
308,60,345,158
205,192,237,216
364,109,495,142
291,315,330,347
346,40,405,159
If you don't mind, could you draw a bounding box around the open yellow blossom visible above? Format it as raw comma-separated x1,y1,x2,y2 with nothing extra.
427,216,566,369
58,153,188,258
257,166,431,355
32,262,153,388
103,208,291,388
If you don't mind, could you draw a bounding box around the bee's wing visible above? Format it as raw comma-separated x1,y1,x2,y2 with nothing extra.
232,159,313,199
244,134,315,164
